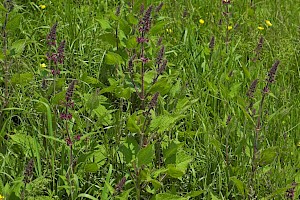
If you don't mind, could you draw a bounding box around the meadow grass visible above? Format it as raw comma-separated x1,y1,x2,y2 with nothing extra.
0,0,300,199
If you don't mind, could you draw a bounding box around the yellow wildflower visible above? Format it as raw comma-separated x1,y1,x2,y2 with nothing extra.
40,63,46,68
0,194,4,200
258,26,264,30
227,25,233,30
265,20,272,26
39,5,46,9
166,28,172,34
199,19,204,25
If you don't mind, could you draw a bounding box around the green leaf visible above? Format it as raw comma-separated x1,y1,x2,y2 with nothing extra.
127,13,138,25
86,92,100,110
115,188,133,200
127,113,141,133
99,33,117,46
156,193,188,200
258,147,278,166
51,91,65,105
82,76,99,85
84,163,99,173
186,190,205,198
137,143,155,168
126,36,138,49
35,97,49,113
11,73,34,86
166,165,184,178
105,52,123,65
77,194,98,200
230,176,246,196
7,14,22,31
163,142,183,159
229,83,242,98
150,21,168,35
176,151,192,172
10,39,26,56
97,19,112,30
0,3,8,12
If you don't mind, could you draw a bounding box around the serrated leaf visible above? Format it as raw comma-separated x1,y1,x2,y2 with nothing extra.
105,52,123,65
127,113,141,133
258,147,278,166
7,14,21,31
84,163,99,173
99,33,117,46
0,3,8,12
127,13,138,25
126,36,138,49
11,73,33,86
51,91,65,105
166,165,184,178
10,39,26,56
82,76,99,85
137,143,155,168
86,92,100,110
163,142,183,159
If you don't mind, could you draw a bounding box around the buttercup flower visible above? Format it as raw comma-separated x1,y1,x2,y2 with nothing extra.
166,28,172,33
227,25,233,30
199,19,204,24
40,63,46,68
39,5,46,9
0,194,4,200
265,20,272,26
258,26,264,30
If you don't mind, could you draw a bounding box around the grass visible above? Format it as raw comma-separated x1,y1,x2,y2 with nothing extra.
0,0,300,199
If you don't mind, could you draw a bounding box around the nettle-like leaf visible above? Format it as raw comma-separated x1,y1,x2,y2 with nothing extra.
105,52,124,65
166,150,192,179
258,146,278,167
11,73,34,86
93,104,113,126
137,143,155,168
10,39,26,57
150,113,185,133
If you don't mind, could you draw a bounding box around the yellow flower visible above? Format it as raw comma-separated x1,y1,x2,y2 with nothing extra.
40,63,46,68
0,194,4,200
39,4,46,9
199,19,205,25
166,28,172,34
258,26,264,30
265,20,272,26
227,25,233,30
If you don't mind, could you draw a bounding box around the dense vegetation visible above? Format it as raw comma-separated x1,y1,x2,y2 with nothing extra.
0,0,300,199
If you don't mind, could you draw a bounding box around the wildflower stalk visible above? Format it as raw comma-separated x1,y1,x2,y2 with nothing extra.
250,60,280,197
0,0,13,121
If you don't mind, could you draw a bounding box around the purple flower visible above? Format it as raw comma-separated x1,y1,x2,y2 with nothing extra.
47,23,58,46
66,137,73,146
137,37,149,43
140,57,149,64
74,134,81,141
138,5,153,34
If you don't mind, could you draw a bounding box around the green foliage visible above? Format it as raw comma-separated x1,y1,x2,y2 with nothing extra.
0,0,299,199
